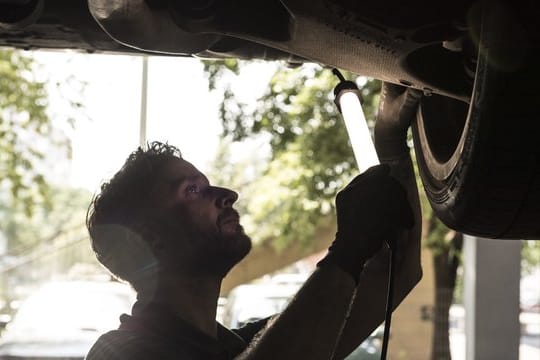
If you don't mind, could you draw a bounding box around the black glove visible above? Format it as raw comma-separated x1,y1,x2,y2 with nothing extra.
317,165,414,283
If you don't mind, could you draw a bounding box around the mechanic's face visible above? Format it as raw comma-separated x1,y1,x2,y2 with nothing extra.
151,157,251,277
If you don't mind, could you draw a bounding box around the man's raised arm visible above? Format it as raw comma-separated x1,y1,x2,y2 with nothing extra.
237,88,417,358
333,83,423,359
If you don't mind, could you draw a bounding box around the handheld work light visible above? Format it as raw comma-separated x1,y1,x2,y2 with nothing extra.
332,69,394,360
332,69,379,174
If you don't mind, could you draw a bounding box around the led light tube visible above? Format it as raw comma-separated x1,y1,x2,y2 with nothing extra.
338,91,380,173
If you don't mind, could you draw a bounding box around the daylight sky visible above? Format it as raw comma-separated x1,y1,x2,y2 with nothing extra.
30,51,275,193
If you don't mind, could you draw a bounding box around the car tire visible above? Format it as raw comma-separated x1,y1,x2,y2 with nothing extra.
411,1,540,239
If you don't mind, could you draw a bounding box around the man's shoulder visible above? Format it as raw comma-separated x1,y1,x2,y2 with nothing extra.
85,329,167,360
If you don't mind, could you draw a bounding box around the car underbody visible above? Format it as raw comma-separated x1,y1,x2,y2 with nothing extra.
1,0,477,100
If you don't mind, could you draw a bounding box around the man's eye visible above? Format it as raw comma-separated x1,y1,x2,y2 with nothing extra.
186,184,200,194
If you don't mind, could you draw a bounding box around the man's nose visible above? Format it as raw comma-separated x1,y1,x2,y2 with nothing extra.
213,187,238,208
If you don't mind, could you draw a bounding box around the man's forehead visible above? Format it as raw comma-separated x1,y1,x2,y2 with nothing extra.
161,158,205,180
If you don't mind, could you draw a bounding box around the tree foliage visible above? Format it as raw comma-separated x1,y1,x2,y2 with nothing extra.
522,240,540,274
0,50,73,216
0,49,91,263
0,50,51,216
0,50,97,303
0,185,91,255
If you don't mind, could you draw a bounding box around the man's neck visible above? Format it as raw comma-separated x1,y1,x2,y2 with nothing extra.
140,273,222,338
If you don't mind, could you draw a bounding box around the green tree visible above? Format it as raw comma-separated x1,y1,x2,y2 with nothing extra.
522,240,540,275
0,185,96,306
424,215,462,359
0,49,91,307
0,185,92,255
0,49,71,216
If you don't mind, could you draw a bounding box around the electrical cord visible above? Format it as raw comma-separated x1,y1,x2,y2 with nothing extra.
380,239,397,360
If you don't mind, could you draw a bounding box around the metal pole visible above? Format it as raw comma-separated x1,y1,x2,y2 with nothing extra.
463,235,521,360
139,56,148,147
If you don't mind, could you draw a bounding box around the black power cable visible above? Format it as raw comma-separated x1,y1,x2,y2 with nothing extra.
380,240,397,360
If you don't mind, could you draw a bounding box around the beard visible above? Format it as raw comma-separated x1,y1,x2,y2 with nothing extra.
153,205,252,278
205,226,252,277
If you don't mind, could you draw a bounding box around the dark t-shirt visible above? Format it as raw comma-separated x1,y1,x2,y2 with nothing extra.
85,302,268,360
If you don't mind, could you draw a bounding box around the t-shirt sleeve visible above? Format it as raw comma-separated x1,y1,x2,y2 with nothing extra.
231,316,273,344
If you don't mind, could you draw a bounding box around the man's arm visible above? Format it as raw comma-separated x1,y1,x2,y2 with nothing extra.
235,264,356,360
237,163,419,360
333,83,423,359
237,144,413,359
237,83,421,360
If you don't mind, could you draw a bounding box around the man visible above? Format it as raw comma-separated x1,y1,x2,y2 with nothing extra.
85,83,422,360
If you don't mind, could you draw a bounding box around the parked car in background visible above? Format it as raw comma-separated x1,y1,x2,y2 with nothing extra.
0,281,135,360
222,282,301,329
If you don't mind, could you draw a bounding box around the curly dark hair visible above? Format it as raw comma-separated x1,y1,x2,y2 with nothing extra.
86,141,182,288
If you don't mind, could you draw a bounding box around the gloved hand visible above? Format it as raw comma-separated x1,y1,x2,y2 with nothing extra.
317,164,414,283
374,83,422,160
